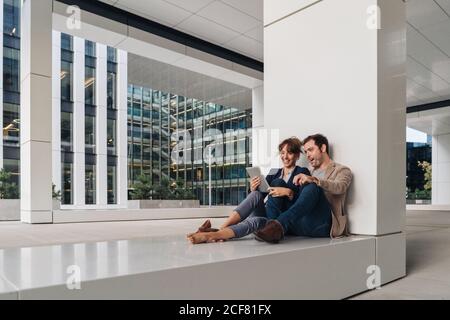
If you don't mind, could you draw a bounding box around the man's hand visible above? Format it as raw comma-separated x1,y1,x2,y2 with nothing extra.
268,187,293,200
250,176,261,192
293,173,318,186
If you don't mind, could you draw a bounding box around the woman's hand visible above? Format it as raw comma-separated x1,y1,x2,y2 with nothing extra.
250,177,261,192
268,187,293,200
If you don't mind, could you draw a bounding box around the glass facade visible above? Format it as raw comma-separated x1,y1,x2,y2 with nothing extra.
106,47,118,203
0,2,254,208
60,33,74,204
128,84,252,206
2,0,21,198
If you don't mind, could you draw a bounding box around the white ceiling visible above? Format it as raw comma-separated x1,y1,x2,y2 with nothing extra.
408,106,450,136
407,0,450,107
101,0,450,108
101,0,263,61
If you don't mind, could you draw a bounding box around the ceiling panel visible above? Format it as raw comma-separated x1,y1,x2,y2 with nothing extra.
115,0,191,26
196,1,260,34
220,0,263,21
164,0,215,13
420,20,450,56
225,35,263,61
407,0,449,29
407,57,450,95
244,25,263,43
176,14,240,45
435,0,450,15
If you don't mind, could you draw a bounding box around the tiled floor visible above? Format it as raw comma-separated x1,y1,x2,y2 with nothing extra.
350,210,450,300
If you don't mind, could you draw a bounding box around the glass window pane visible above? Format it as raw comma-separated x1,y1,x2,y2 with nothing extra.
85,40,96,57
85,164,96,205
3,47,20,92
85,115,96,154
107,72,117,109
3,0,21,37
61,61,73,102
107,118,116,155
61,33,73,51
62,162,73,205
107,165,117,204
61,112,73,152
3,102,20,147
85,66,96,105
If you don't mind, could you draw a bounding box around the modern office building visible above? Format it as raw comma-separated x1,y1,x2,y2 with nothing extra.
0,2,252,210
0,0,449,301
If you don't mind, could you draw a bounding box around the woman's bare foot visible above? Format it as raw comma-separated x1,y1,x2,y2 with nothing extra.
187,228,236,244
187,232,217,244
186,219,219,238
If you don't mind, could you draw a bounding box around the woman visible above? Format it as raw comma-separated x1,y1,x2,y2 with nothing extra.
187,137,310,244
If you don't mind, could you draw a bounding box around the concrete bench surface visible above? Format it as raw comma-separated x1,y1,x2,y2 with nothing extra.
0,232,380,299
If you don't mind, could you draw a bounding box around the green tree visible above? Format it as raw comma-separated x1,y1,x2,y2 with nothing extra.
130,174,153,200
417,161,432,200
172,179,196,200
0,168,19,199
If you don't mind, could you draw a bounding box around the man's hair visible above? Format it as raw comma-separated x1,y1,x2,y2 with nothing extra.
303,134,329,154
278,137,303,155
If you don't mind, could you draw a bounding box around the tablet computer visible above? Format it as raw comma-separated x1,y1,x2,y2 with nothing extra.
246,166,270,193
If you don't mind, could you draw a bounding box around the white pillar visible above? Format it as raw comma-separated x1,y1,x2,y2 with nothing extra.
432,134,450,204
96,44,108,206
52,31,62,193
0,0,3,169
264,0,406,282
20,0,53,223
117,49,128,208
73,37,86,206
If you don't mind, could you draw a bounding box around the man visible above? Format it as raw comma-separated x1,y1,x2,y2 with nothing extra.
254,134,353,242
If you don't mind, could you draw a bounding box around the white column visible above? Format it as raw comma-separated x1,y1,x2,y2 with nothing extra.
117,49,128,208
264,0,406,283
72,37,86,206
0,0,3,169
96,44,108,206
20,0,53,223
432,134,450,204
52,31,62,193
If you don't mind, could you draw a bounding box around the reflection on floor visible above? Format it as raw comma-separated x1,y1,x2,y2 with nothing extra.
350,210,450,300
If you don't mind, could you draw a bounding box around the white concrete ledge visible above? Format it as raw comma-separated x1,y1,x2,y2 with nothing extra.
407,204,450,211
52,206,234,223
0,234,378,299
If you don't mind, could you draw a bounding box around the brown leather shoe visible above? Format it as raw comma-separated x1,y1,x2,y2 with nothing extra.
197,219,219,233
254,220,284,243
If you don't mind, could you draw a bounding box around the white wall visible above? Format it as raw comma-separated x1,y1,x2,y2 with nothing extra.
264,0,406,235
432,133,450,204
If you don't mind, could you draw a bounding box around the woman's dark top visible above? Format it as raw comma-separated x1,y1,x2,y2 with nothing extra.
265,166,311,202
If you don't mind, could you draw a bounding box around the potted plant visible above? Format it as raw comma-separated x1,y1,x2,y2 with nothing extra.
128,175,199,209
52,183,61,210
